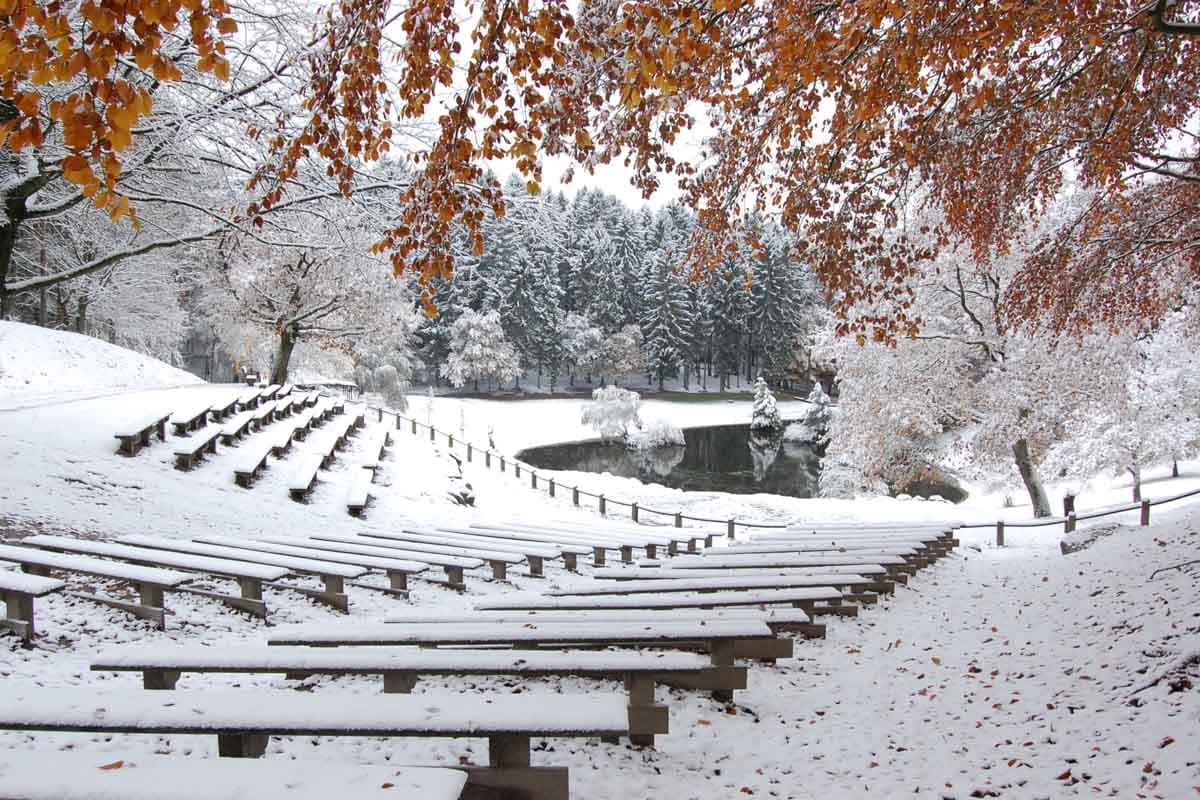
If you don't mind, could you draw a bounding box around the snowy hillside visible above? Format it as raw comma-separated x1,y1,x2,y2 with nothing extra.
0,321,202,410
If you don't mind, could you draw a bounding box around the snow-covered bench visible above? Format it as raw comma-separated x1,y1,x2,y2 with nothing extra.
385,606,825,639
113,412,170,456
593,563,896,595
273,534,483,588
169,404,211,436
760,529,958,556
119,534,365,613
0,569,65,641
331,398,345,415
647,551,915,581
509,518,707,554
217,410,255,445
208,396,239,422
478,585,855,618
232,441,273,488
235,388,263,411
346,466,375,518
0,686,635,800
468,523,649,565
547,572,881,604
271,618,784,699
0,542,188,629
359,427,391,470
289,409,314,441
173,427,221,471
268,422,299,458
287,453,325,501
278,382,295,397
24,535,286,620
359,530,527,580
723,541,934,568
0,751,468,800
432,526,590,573
273,396,294,419
249,399,278,430
477,521,675,560
259,383,282,401
90,645,716,744
196,535,427,594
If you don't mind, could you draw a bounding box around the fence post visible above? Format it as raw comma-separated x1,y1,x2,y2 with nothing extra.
1064,512,1076,534
531,472,537,489
1062,493,1075,516
549,478,555,498
429,427,435,443
448,434,454,448
467,443,472,462
515,464,521,478
411,419,417,435
378,407,383,423
675,512,682,528
573,487,579,506
599,495,606,515
631,503,639,523
395,414,401,430
727,519,735,539
500,456,506,473
996,520,1005,547
1140,499,1151,526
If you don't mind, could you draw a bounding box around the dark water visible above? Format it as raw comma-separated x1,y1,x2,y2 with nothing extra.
518,423,823,498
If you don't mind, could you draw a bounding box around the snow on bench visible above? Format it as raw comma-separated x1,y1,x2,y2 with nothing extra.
0,569,65,641
218,410,255,445
478,586,852,618
651,552,912,576
784,520,961,531
120,534,366,613
547,572,878,599
346,466,375,518
721,541,924,556
360,427,391,469
511,517,706,552
593,563,890,580
467,523,652,565
172,427,221,471
285,533,484,587
195,534,427,593
113,412,170,456
0,542,189,629
269,420,300,457
0,751,468,800
259,383,282,400
287,453,325,501
208,396,239,422
274,396,295,419
25,535,288,620
435,526,592,558
289,408,315,441
231,440,274,488
90,644,724,739
0,686,637,798
476,521,676,560
236,388,263,410
359,530,527,580
250,399,278,430
169,404,211,436
413,526,576,574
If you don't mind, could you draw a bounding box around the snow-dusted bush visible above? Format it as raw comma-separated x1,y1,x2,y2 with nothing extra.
626,418,685,450
785,383,835,444
581,386,641,440
818,459,888,499
440,309,520,389
750,376,782,430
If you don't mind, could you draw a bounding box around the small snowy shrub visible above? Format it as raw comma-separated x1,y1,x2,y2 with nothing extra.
818,459,888,499
626,418,685,450
750,376,782,430
786,383,834,443
581,386,641,441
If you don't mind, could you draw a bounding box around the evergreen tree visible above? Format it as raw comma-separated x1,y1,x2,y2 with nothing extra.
640,246,692,390
750,228,807,380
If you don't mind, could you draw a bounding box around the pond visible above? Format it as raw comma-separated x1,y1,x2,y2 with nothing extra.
517,423,824,499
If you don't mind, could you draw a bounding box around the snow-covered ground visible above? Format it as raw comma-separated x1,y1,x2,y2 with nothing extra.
1,322,1197,798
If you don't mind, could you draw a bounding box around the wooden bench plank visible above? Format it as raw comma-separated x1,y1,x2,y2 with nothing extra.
0,751,469,800
169,405,211,436
286,453,324,500
1,569,66,642
0,542,188,586
478,586,847,614
25,535,289,582
346,466,375,517
173,428,220,471
231,442,273,488
547,573,874,596
118,535,366,579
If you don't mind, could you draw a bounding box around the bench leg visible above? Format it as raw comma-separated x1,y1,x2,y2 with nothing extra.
3,591,34,642
688,538,699,554
645,544,657,560
620,545,632,563
444,566,464,588
139,584,167,631
562,553,577,572
491,561,507,581
527,555,543,577
489,735,531,768
460,766,568,800
593,547,605,567
388,571,409,591
156,420,167,441
708,640,736,702
382,672,418,693
667,541,678,556
143,669,181,690
217,733,269,758
624,673,667,746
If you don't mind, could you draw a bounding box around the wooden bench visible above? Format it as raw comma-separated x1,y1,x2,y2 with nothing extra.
289,409,315,441
345,466,375,517
434,526,589,573
91,645,718,745
0,686,641,800
0,569,65,641
169,405,211,436
259,383,282,401
249,399,278,431
593,563,895,595
266,534,483,588
232,442,273,488
269,423,298,457
547,572,882,604
279,382,295,397
173,428,221,471
218,410,255,445
273,396,294,419
287,453,325,501
385,606,825,639
0,750,468,800
208,396,239,422
113,413,170,456
468,523,651,566
517,518,705,555
360,428,390,469
478,585,855,618
236,388,263,411
24,535,285,620
0,543,188,629
270,618,787,697
359,530,526,580
120,534,363,613
645,551,915,581
476,522,672,561
724,540,933,568
196,534,427,594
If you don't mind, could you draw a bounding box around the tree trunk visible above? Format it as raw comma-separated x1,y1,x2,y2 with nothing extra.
1172,459,1179,478
1128,464,1142,502
271,325,297,385
75,299,87,333
1012,437,1051,517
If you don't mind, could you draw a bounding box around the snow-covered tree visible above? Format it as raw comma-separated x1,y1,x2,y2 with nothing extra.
581,386,641,441
640,247,692,390
561,312,604,383
440,309,521,390
596,324,646,385
750,376,783,430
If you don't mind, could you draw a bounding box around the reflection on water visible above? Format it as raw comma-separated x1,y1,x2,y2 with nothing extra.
518,423,823,498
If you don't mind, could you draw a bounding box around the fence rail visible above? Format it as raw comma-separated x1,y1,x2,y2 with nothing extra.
368,403,1200,545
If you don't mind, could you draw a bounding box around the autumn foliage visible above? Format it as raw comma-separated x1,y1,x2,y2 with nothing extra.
3,0,1198,334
